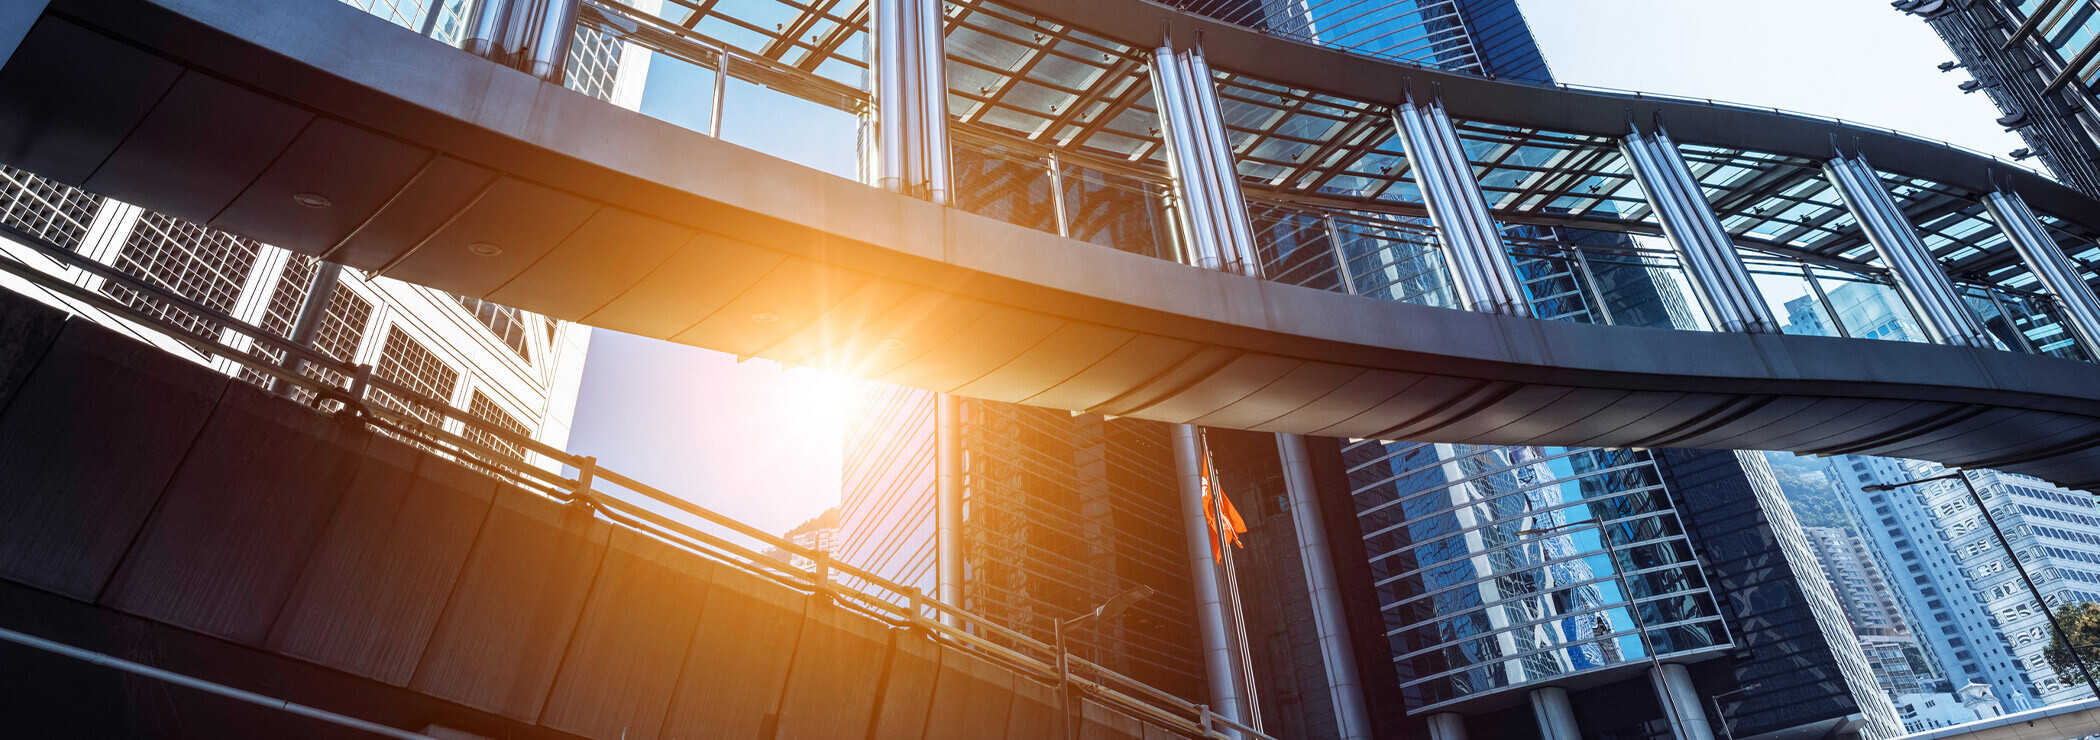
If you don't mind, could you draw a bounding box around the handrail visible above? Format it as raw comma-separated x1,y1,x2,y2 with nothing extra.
0,224,1275,740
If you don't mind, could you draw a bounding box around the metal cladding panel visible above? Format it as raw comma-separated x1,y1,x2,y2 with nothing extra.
951,323,1137,402
756,279,924,370
266,443,496,686
1254,369,1422,433
326,155,497,268
843,292,998,380
1127,352,1303,421
1087,345,1245,417
1430,383,1577,443
410,485,609,721
868,634,942,740
1004,676,1066,740
0,17,183,184
1794,400,1946,453
1494,387,1631,442
383,176,600,298
1192,361,1363,429
1075,700,1145,740
0,289,65,408
83,72,313,223
486,206,695,322
1527,391,1688,448
1597,393,1742,447
1959,418,2100,469
659,565,810,740
878,306,1068,393
540,527,716,740
582,232,787,338
771,601,896,740
1870,407,2030,461
1700,397,1891,451
0,320,225,600
212,117,432,251
1024,334,1203,412
1648,395,1824,450
1139,721,1183,740
1310,375,1492,440
101,382,371,645
670,257,873,357
923,646,1019,740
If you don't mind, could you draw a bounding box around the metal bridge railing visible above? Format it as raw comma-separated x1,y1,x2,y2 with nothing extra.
0,221,1276,740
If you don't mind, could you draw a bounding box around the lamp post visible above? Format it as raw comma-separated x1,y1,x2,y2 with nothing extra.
1863,471,2100,701
1708,683,1759,740
1055,585,1157,740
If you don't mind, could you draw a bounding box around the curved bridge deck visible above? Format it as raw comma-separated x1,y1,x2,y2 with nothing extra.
2,0,2099,488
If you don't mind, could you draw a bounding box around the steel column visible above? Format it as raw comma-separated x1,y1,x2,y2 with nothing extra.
276,261,344,395
1984,190,2100,352
1427,713,1470,740
1823,156,1993,347
1651,663,1717,740
1529,687,1581,740
464,0,513,57
1171,423,1251,729
525,0,579,81
1185,50,1260,277
872,0,910,192
1620,130,1777,333
1390,97,1529,316
912,0,951,204
1276,433,1373,740
1151,41,1228,273
935,392,964,627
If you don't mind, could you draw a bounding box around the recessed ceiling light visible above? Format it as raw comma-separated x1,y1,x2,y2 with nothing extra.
291,192,332,208
467,242,503,256
879,338,905,349
749,311,781,323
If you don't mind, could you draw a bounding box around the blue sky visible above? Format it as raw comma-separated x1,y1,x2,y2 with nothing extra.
566,0,2023,537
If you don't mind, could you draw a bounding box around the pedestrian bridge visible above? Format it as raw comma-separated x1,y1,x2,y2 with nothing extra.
6,0,2100,489
0,288,1210,740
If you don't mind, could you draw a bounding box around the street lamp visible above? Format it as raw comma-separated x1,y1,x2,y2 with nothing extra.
1055,585,1157,740
1862,471,2100,701
1709,683,1760,740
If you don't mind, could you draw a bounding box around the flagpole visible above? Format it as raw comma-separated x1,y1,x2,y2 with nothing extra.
1201,430,1266,734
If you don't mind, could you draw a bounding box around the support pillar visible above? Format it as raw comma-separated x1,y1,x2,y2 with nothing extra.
275,261,344,396
1529,687,1580,740
1171,423,1250,728
935,392,963,627
1426,713,1469,740
1619,128,1777,333
1822,155,1993,347
1277,434,1373,740
1983,190,2100,352
1390,95,1530,316
524,0,579,81
871,0,951,202
1651,663,1717,740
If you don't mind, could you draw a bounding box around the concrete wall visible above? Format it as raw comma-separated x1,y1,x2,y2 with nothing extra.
0,289,1168,740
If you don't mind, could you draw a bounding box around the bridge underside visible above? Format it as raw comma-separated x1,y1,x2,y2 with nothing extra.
4,0,2100,488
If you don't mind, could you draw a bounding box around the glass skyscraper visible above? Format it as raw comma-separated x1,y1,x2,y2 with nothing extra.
1907,1,2100,199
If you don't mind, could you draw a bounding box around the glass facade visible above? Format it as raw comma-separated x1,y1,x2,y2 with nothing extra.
1916,0,2100,198
1347,442,1728,711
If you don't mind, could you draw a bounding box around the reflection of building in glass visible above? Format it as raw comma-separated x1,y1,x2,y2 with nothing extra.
838,385,1207,700
1186,0,1551,82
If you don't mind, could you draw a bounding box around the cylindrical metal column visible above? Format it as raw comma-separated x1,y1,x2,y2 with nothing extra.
935,392,964,628
1984,190,2100,352
1171,423,1250,727
913,0,952,204
1823,156,1991,347
1651,663,1717,740
1529,687,1581,740
1426,713,1470,740
870,0,909,192
1620,130,1774,333
1184,50,1260,278
1653,129,1778,332
276,261,344,394
525,0,580,81
1151,44,1227,273
464,0,514,57
1276,433,1373,740
1425,101,1529,317
1391,102,1497,314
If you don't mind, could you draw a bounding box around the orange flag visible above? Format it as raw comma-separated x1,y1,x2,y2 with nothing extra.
1199,452,1248,563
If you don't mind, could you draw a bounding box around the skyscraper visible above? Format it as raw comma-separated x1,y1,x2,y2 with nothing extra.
1902,1,2100,199
1803,526,1936,697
